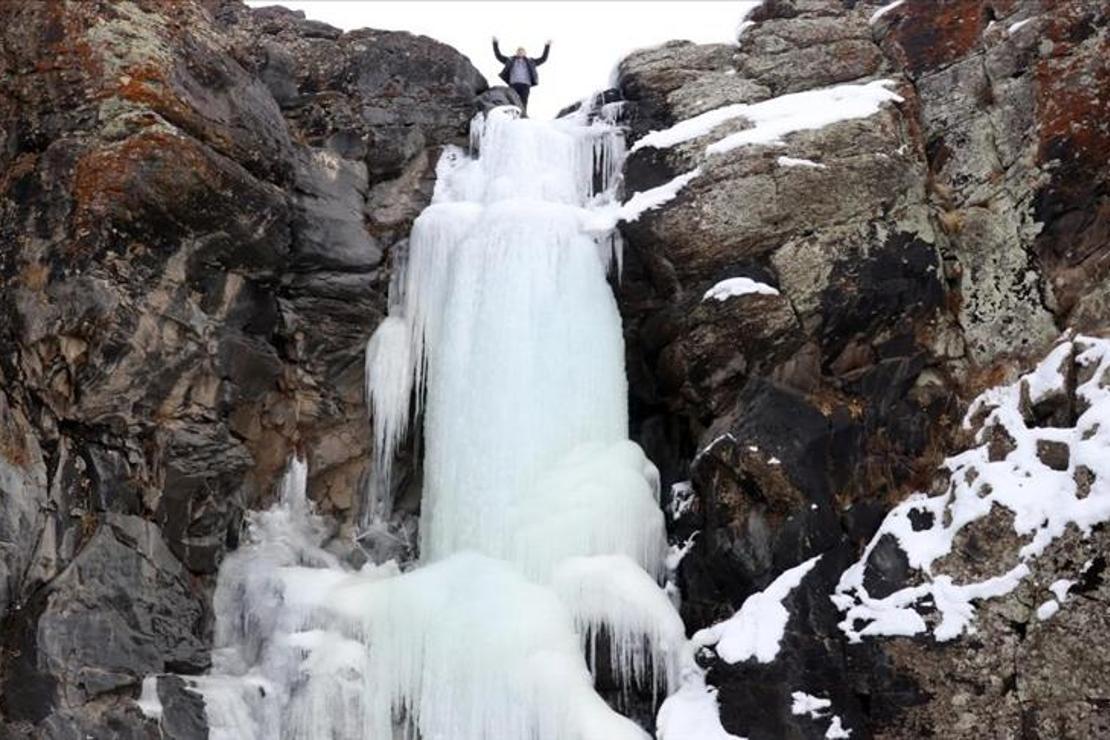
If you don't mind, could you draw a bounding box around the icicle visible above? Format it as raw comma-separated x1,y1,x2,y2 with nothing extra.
553,554,686,699
277,452,308,515
362,315,413,525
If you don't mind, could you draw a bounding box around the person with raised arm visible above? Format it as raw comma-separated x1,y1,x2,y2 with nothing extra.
492,37,551,115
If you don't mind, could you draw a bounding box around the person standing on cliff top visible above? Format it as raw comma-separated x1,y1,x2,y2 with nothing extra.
492,37,551,115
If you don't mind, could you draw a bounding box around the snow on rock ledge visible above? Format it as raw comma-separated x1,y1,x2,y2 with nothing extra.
834,335,1110,643
630,79,903,156
656,555,824,739
694,554,822,663
702,277,780,302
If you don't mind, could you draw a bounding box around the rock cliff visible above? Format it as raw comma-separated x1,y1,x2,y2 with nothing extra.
1,0,1108,738
615,0,1109,737
0,1,484,735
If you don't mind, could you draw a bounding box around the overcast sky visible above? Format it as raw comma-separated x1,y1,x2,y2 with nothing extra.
245,1,759,119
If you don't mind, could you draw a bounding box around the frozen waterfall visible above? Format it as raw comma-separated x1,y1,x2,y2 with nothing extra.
194,106,685,740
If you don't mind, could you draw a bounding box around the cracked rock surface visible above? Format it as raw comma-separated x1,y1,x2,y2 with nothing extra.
0,1,485,735
617,1,1109,737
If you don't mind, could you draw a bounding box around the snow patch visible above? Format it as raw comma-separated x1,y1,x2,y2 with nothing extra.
670,480,695,521
620,168,701,222
708,81,902,156
702,277,780,302
826,715,853,739
631,104,749,152
1049,578,1074,602
777,155,827,169
631,80,902,157
791,691,831,719
1008,18,1034,34
790,690,852,738
657,669,746,740
136,676,163,720
667,534,698,572
869,0,905,24
695,555,823,663
581,168,701,233
694,433,737,465
1036,599,1060,620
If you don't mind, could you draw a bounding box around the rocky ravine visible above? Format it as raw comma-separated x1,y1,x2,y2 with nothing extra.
1,0,1108,738
0,1,489,736
615,0,1109,738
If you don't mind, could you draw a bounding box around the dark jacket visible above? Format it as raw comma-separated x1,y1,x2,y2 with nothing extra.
493,41,550,86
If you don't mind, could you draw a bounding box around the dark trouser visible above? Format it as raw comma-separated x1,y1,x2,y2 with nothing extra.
510,83,530,112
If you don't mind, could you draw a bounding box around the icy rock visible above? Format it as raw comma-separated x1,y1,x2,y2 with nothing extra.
477,85,525,112
617,1,1110,736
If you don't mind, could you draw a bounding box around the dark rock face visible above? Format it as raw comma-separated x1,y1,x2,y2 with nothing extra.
0,0,484,734
154,675,209,740
707,546,926,740
617,0,1109,737
5,517,207,725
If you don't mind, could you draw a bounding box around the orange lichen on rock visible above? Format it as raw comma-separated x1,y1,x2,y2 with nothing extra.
886,0,987,75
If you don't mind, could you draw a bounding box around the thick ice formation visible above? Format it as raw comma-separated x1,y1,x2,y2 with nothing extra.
834,335,1110,642
191,107,682,740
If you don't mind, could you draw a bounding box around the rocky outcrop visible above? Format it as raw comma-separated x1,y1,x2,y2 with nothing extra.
0,1,485,735
2,0,1107,737
615,0,1109,737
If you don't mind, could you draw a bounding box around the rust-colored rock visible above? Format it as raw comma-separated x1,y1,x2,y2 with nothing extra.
0,0,485,734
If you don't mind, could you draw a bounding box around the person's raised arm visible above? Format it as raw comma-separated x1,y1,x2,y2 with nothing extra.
492,37,507,63
534,40,551,65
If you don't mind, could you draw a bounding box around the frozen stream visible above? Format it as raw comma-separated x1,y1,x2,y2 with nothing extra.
192,106,685,740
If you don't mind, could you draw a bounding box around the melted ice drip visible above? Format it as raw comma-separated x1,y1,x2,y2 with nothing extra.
198,108,683,740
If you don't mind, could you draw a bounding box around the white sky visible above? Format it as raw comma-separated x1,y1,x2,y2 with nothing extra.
245,1,759,119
